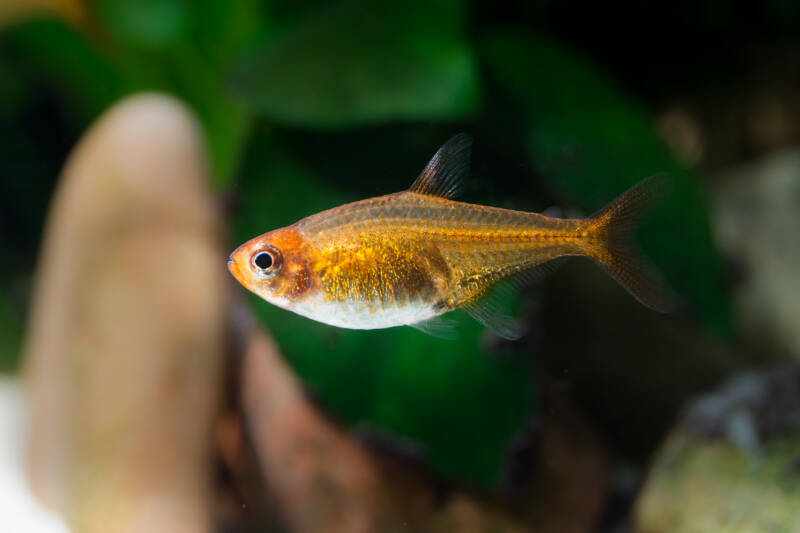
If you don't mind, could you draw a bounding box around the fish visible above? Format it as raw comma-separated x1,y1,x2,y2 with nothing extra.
228,133,674,340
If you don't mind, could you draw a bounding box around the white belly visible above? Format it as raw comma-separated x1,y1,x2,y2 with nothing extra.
271,293,439,330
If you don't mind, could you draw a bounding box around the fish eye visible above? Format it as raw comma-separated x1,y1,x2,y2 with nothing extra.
250,245,282,279
254,252,272,269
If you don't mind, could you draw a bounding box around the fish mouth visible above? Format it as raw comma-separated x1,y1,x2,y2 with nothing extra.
227,257,246,287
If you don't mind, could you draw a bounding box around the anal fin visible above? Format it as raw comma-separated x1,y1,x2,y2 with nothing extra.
462,297,523,341
461,258,565,341
409,315,459,340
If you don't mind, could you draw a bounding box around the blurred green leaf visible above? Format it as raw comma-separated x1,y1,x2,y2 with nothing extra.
188,0,262,65
90,0,187,50
170,0,262,185
482,31,732,336
230,0,480,128
5,9,255,188
161,46,252,187
3,18,130,121
88,0,260,187
233,132,535,486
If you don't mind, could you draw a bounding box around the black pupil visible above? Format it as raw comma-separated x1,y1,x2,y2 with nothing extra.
254,252,273,270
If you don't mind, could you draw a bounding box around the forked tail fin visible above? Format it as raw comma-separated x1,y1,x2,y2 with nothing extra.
584,175,676,312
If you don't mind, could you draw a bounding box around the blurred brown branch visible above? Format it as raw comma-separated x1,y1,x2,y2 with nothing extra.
240,323,531,533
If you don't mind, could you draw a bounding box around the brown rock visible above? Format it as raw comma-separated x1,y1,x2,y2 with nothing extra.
634,365,800,532
712,149,800,359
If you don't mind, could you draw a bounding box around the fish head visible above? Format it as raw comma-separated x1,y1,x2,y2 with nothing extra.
228,227,315,309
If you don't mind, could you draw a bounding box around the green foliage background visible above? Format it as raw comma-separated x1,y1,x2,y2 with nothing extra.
0,0,763,485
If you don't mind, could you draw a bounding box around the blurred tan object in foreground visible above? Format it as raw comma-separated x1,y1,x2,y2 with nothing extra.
24,93,226,532
0,379,68,532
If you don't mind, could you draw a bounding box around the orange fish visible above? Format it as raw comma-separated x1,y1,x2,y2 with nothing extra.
229,134,673,339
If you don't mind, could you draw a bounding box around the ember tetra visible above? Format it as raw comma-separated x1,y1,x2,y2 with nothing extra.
229,134,673,339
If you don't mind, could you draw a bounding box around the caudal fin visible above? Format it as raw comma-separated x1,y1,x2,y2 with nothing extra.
585,175,676,312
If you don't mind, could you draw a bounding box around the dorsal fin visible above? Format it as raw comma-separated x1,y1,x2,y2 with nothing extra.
408,133,472,199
